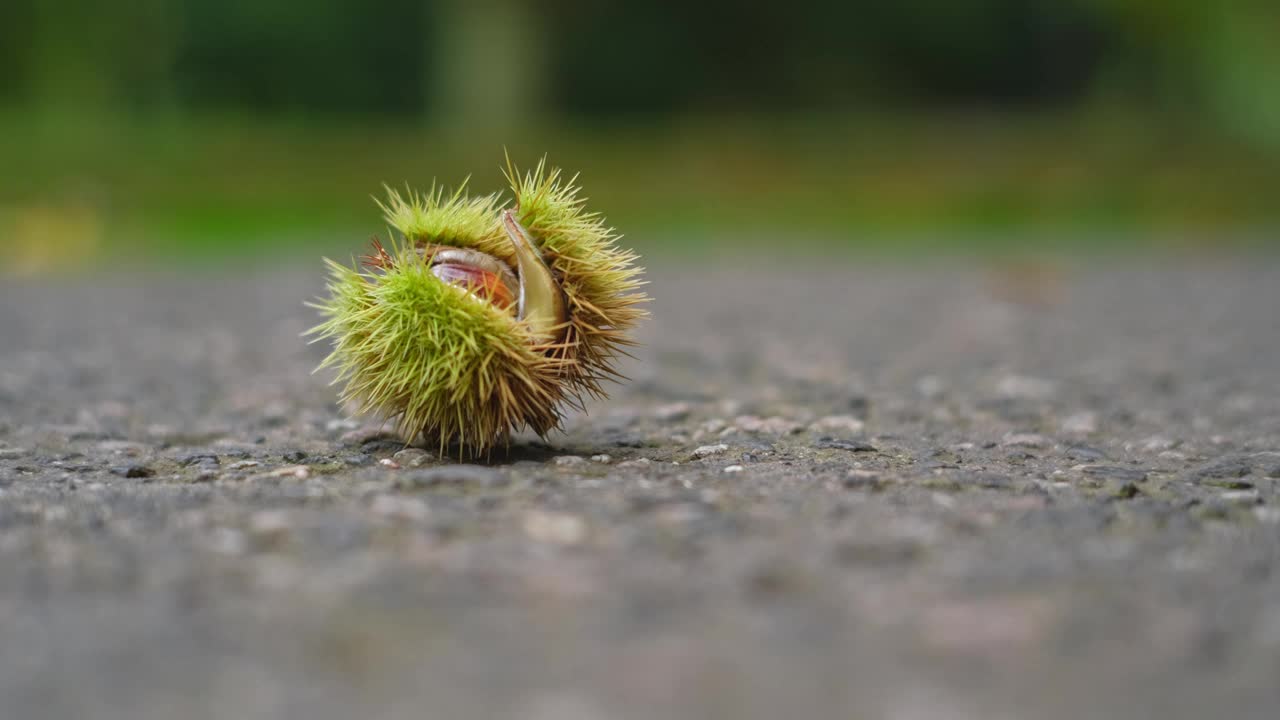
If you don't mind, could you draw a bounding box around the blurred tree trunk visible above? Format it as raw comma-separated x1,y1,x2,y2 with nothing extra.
430,0,548,135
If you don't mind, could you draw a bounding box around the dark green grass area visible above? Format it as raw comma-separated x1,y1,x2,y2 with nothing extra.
2,110,1278,273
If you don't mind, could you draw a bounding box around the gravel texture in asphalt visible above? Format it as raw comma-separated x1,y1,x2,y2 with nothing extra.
2,259,1279,719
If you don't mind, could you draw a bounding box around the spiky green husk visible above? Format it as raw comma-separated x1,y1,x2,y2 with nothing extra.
310,163,647,456
311,243,566,454
376,182,505,256
505,159,648,398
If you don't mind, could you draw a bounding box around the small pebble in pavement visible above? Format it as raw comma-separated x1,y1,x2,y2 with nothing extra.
809,415,866,435
1220,490,1261,506
996,375,1057,400
523,511,587,545
370,494,430,522
916,375,946,398
844,469,883,490
652,402,692,422
1002,432,1050,449
1137,435,1180,453
205,527,247,556
176,452,220,466
1062,411,1098,436
1189,457,1253,483
814,437,876,453
340,426,397,445
96,441,149,456
1079,465,1149,483
1064,446,1108,462
392,448,433,468
248,510,293,545
693,443,728,458
734,416,804,436
256,465,311,480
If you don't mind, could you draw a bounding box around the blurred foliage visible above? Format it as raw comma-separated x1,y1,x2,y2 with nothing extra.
1,1,1278,270
1085,0,1280,146
3,0,1276,135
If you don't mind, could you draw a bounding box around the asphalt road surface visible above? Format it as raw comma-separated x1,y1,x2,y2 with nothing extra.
2,257,1279,719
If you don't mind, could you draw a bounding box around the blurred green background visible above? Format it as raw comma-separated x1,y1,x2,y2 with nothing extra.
2,0,1278,273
